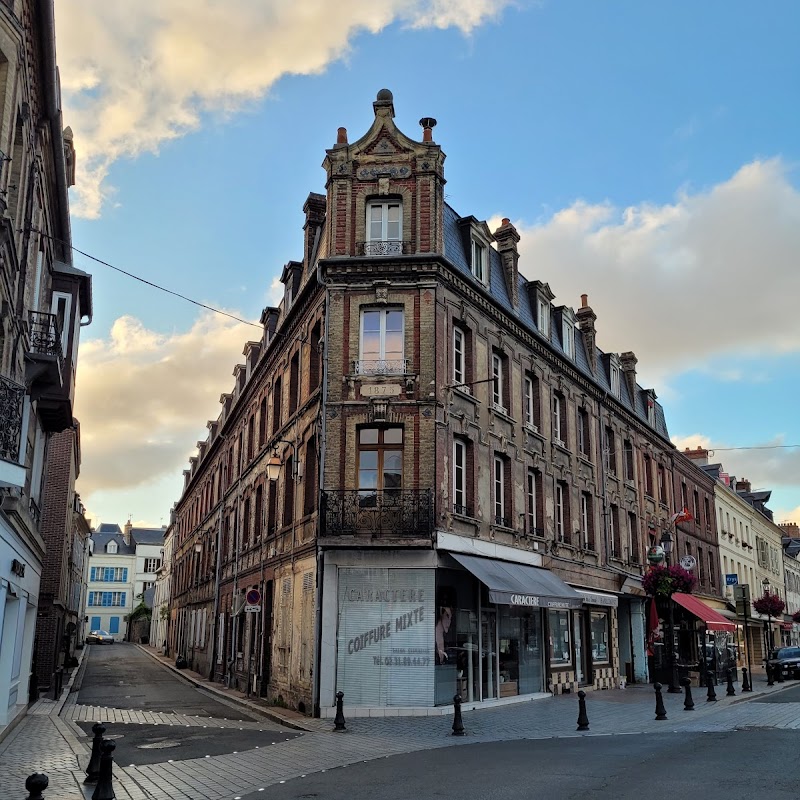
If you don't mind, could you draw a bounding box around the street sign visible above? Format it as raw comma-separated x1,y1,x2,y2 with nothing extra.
679,554,696,570
733,584,751,603
244,604,261,613
725,573,738,586
246,588,261,605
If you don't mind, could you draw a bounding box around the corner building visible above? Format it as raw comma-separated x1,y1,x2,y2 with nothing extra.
171,91,713,717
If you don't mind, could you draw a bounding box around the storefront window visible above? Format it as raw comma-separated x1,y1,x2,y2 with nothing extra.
549,610,571,665
590,611,609,664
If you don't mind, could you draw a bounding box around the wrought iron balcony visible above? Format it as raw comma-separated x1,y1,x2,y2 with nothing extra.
27,311,63,359
322,489,433,539
353,358,409,375
356,240,408,256
0,375,24,462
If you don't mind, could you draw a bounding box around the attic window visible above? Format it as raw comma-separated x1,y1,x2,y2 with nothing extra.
106,540,118,554
647,395,656,426
562,316,575,360
471,239,487,285
537,298,550,337
610,362,620,397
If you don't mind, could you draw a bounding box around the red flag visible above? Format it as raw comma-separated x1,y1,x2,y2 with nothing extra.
670,507,693,525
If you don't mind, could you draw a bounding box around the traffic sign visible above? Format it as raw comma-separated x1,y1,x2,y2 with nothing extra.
246,588,261,605
725,573,738,586
244,604,261,613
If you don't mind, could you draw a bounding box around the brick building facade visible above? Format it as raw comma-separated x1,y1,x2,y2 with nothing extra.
168,90,727,717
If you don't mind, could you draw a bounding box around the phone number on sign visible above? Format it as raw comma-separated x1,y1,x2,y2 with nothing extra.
373,656,431,667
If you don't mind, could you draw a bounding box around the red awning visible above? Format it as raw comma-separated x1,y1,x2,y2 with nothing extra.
671,593,736,632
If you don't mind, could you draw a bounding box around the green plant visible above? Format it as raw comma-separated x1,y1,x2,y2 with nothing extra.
642,564,696,596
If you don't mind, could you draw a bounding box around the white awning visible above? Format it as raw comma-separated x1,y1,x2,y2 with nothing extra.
573,588,618,608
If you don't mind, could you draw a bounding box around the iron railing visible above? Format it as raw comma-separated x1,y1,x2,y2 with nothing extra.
357,240,407,256
0,374,24,462
353,358,409,375
323,489,434,538
27,311,63,359
453,503,473,517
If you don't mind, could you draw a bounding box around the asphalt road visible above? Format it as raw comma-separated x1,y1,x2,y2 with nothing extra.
76,642,300,766
248,730,800,800
78,642,258,718
754,680,800,703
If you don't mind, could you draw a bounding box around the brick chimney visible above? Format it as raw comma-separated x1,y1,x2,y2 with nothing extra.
683,446,709,466
735,478,752,493
494,217,520,308
123,518,132,546
303,192,326,273
780,521,799,537
619,351,638,400
575,294,597,373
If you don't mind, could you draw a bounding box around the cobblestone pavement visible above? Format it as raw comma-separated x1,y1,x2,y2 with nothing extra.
3,655,800,800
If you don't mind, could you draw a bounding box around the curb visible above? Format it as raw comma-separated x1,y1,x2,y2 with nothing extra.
133,644,316,732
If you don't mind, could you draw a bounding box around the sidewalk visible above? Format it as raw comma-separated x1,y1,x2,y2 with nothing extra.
2,643,797,800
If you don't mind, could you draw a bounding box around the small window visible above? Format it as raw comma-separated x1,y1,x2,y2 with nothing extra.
538,298,550,336
610,363,620,397
453,327,466,389
524,373,539,431
647,396,656,426
562,318,575,359
359,308,405,374
106,541,117,554
491,351,508,414
552,391,567,447
471,239,487,284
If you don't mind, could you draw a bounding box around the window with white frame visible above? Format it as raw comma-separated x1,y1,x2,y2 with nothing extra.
471,239,487,284
493,455,508,526
88,591,126,607
526,468,540,536
580,492,593,550
562,317,575,359
610,362,620,397
552,390,567,447
453,326,466,389
90,567,128,582
555,482,566,542
524,373,539,431
577,407,590,458
538,298,550,336
366,201,402,254
358,308,405,373
144,557,162,573
491,351,506,413
453,438,470,516
106,541,118,554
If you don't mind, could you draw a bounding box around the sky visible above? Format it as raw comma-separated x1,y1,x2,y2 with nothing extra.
54,0,800,529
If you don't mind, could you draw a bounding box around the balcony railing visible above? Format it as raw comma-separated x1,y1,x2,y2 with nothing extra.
353,358,409,375
0,374,24,462
322,489,433,538
28,311,63,359
357,240,407,256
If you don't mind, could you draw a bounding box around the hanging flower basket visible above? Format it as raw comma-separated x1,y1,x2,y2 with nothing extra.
753,593,786,618
792,609,800,624
642,564,696,597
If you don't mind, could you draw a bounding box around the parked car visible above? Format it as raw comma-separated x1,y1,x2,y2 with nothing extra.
767,646,800,679
86,630,115,645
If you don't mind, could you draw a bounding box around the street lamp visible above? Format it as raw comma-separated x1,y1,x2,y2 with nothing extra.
267,439,298,482
660,530,681,693
761,577,773,661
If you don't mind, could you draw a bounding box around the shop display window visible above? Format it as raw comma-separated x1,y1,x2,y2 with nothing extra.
590,611,610,664
549,610,572,665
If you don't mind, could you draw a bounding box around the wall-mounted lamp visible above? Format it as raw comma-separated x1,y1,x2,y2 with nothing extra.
267,439,298,482
194,542,202,554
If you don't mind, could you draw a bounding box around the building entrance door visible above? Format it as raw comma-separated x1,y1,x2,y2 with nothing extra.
573,611,589,685
481,609,497,700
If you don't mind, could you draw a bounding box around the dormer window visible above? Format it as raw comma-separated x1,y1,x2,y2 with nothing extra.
610,361,620,397
538,298,550,337
647,394,656,426
106,540,118,554
366,201,402,255
471,239,487,285
562,315,575,360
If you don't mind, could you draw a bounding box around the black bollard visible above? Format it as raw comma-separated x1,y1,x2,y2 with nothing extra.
452,694,465,736
333,691,346,732
84,722,106,784
726,668,736,697
654,682,668,720
742,666,752,692
25,773,48,800
766,662,774,686
680,676,694,710
576,690,589,730
706,670,717,702
91,739,116,800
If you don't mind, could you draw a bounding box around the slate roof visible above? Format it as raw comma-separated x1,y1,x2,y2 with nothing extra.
90,532,135,556
130,527,166,546
442,203,670,440
96,523,122,534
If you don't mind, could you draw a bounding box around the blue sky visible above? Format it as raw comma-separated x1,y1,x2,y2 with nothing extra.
56,1,800,527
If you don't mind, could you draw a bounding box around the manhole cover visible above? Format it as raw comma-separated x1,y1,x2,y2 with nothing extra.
137,741,181,750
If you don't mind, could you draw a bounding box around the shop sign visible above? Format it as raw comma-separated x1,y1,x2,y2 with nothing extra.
11,559,25,578
497,592,580,609
337,568,435,707
679,554,696,571
647,545,665,565
725,574,738,586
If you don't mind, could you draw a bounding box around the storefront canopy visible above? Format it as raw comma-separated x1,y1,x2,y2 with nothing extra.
672,593,736,632
450,553,583,609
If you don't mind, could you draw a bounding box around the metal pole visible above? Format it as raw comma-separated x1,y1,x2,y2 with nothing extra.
744,604,752,690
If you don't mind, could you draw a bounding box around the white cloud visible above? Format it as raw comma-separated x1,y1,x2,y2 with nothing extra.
55,0,512,218
513,159,800,388
74,313,255,507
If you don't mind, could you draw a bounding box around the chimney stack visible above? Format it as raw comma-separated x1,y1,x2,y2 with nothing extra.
302,192,326,273
419,117,437,143
336,127,348,146
493,217,520,308
780,521,799,538
619,352,638,400
735,478,752,493
683,446,710,466
123,518,132,546
575,294,597,373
